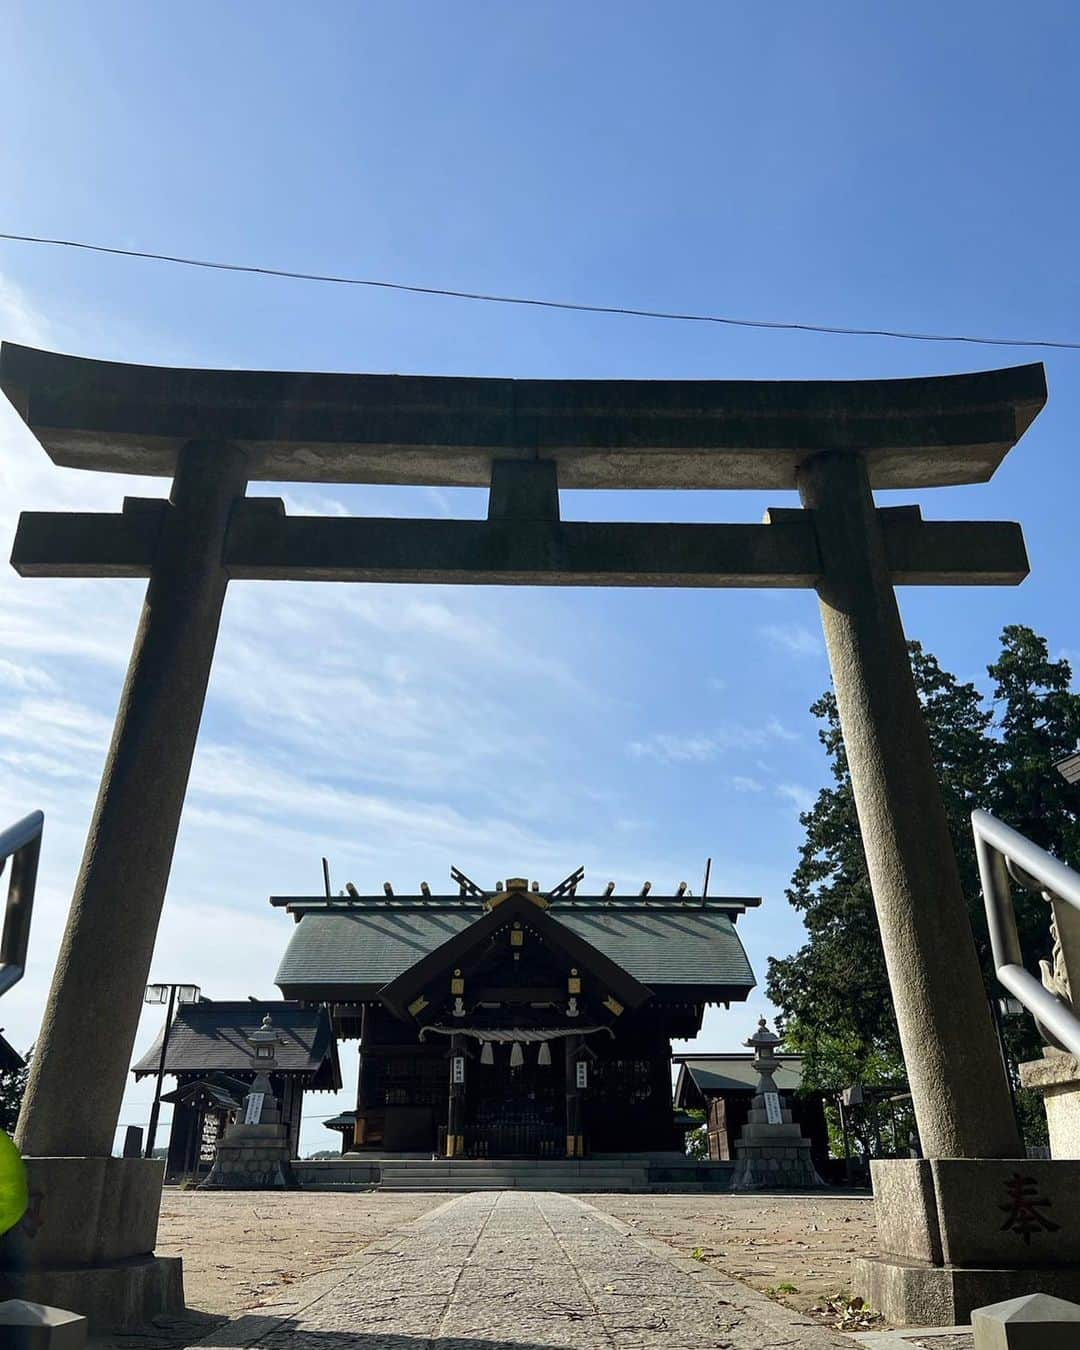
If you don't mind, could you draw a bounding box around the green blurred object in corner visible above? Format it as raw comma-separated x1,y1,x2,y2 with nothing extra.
0,1131,27,1235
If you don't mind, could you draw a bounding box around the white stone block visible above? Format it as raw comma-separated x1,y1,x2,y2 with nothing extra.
0,1299,88,1349
972,1292,1080,1349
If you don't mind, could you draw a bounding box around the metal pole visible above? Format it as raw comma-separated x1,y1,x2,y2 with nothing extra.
0,811,43,999
838,1096,853,1186
988,990,1022,1140
144,983,177,1158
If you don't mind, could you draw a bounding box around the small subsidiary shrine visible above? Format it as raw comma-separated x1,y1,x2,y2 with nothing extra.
132,999,341,1178
272,870,760,1159
673,1051,829,1172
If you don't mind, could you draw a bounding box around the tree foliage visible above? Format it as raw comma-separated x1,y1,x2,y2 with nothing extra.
766,626,1080,1151
0,1054,28,1135
682,1108,708,1159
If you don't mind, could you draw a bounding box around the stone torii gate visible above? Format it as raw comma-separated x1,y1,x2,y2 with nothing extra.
0,343,1047,1324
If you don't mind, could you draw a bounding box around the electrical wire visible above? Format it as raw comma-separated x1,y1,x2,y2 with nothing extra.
2,229,1078,351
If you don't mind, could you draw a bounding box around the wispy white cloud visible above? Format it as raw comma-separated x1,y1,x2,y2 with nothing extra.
627,717,800,764
0,657,57,693
763,716,799,742
627,732,718,763
759,622,824,658
776,782,816,813
732,775,764,793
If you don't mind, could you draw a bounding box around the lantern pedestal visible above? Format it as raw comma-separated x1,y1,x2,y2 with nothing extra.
200,1121,297,1189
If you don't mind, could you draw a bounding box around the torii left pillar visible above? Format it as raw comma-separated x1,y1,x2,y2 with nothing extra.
1,441,248,1329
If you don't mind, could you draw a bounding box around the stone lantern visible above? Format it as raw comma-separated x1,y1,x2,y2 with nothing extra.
746,1016,783,1087
201,1015,296,1189
732,1018,824,1191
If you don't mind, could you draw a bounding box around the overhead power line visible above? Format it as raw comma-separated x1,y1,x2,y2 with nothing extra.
2,229,1079,351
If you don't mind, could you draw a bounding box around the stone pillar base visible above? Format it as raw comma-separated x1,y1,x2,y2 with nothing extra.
0,1158,179,1332
855,1158,1080,1326
853,1254,1080,1327
0,1256,183,1335
1019,1053,1080,1158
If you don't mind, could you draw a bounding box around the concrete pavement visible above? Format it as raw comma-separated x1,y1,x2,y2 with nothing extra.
184,1190,854,1349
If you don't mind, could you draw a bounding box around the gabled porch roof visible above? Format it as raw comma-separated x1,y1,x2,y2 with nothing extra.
376,891,653,1021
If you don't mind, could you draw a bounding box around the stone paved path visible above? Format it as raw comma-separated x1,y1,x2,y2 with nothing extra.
196,1191,854,1349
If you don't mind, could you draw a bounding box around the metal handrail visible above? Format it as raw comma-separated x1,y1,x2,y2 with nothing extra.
0,811,43,998
973,807,1080,1055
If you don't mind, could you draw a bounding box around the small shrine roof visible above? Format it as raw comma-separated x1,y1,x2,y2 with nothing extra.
131,999,341,1089
672,1053,805,1108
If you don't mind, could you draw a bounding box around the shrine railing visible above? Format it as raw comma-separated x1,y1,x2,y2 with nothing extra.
0,810,43,998
465,1122,565,1159
973,807,1080,1055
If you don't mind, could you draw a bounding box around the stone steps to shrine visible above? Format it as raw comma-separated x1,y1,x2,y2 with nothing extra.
376,1159,649,1191
292,1155,737,1193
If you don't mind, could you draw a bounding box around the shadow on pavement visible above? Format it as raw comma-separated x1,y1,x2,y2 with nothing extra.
92,1310,590,1350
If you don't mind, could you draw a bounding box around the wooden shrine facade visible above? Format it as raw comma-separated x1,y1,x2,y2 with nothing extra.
273,874,759,1158
131,999,341,1179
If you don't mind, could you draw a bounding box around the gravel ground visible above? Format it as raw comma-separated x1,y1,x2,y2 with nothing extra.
584,1191,881,1329
155,1187,878,1324
155,1187,450,1316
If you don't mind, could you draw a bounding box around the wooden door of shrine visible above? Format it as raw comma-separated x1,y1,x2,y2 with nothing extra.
466,1040,565,1158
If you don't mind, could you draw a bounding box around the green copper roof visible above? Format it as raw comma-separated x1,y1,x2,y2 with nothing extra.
273,898,755,998
678,1056,805,1095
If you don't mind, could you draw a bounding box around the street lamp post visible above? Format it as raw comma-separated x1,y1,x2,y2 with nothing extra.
143,982,200,1159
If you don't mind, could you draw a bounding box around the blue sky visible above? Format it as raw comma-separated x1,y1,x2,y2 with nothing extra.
0,3,1077,1155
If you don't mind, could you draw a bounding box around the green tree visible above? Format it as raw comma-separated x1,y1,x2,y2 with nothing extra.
0,1054,28,1134
0,1047,29,1236
767,627,1078,1152
988,626,1080,861
682,1108,708,1159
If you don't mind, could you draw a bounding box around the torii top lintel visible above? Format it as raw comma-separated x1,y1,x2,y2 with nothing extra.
0,344,1047,490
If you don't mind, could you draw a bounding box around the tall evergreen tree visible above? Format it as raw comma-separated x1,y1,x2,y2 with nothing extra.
988,625,1080,861
0,1055,28,1134
766,626,1079,1151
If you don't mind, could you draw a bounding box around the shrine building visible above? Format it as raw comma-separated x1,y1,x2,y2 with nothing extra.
272,870,759,1159
132,1000,341,1178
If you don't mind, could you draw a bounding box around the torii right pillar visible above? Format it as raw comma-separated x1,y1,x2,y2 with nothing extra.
799,448,1018,1160
799,449,1080,1325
